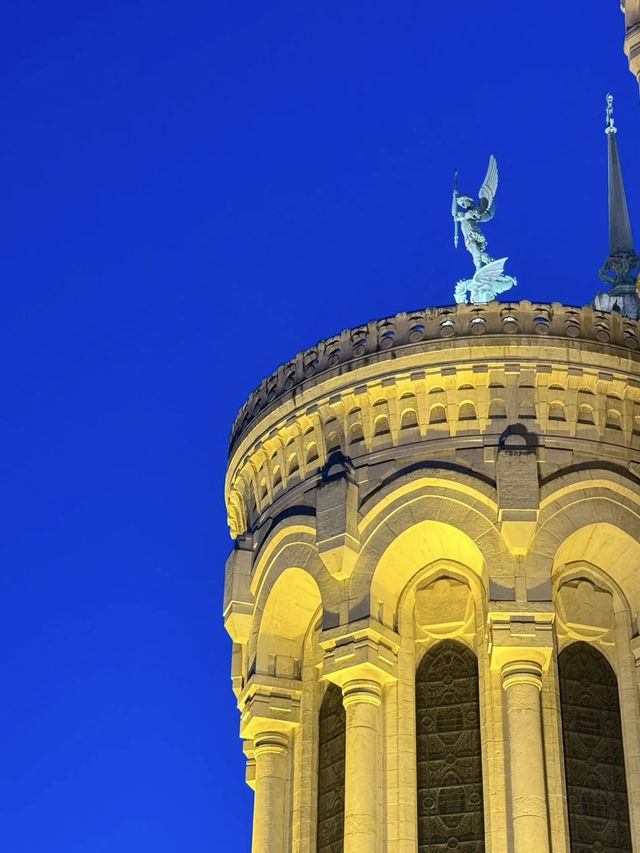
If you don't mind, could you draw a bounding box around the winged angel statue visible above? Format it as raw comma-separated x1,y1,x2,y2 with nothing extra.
452,155,516,304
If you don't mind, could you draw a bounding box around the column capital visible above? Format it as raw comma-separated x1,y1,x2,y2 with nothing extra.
253,730,290,757
501,659,543,692
488,613,554,673
320,617,400,688
342,678,383,708
239,673,302,741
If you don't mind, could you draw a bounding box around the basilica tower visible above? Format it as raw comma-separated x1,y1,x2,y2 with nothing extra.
622,0,640,88
223,107,640,853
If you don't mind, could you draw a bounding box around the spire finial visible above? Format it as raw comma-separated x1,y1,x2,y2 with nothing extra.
594,93,640,318
605,93,616,134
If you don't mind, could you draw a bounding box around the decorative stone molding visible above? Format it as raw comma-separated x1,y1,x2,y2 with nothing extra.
341,678,383,708
320,617,400,687
496,429,540,555
316,454,359,580
488,613,554,673
414,576,474,639
239,673,302,741
225,301,640,538
223,536,254,643
230,301,640,451
555,577,613,640
501,658,544,691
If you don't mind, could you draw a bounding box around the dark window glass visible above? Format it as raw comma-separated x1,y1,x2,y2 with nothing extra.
559,642,632,853
416,640,485,852
317,683,345,853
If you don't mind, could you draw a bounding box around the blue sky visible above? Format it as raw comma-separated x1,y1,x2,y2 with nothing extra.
1,2,639,851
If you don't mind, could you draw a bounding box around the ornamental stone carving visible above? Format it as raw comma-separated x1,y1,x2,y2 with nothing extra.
556,578,614,640
414,577,474,639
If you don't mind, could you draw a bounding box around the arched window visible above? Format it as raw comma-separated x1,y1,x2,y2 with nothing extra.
558,642,631,852
416,640,484,852
317,683,346,853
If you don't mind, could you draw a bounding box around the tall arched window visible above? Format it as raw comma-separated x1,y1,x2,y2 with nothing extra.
415,640,485,852
317,682,345,853
558,642,631,852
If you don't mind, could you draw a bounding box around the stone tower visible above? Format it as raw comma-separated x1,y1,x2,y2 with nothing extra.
223,111,640,853
622,0,640,89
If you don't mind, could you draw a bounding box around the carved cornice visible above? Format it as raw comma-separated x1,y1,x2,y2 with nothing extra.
229,302,640,453
225,302,640,539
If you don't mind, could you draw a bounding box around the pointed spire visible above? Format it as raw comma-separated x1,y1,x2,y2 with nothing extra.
605,94,635,256
597,94,640,308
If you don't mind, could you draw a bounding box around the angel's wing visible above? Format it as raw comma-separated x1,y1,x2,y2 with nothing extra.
478,155,498,219
473,257,506,288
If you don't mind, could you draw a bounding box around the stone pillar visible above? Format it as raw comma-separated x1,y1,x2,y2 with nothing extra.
501,660,550,853
342,679,382,853
239,677,301,853
320,617,400,853
252,731,290,853
489,615,554,853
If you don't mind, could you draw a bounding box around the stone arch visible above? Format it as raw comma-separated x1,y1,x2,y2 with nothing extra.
551,524,640,619
368,521,486,628
248,512,348,668
429,403,447,424
458,401,477,421
253,566,323,679
548,401,566,422
605,409,623,431
353,470,502,627
400,408,419,431
529,470,640,613
488,399,507,420
577,403,595,425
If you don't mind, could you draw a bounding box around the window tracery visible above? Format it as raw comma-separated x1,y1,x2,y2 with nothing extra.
558,642,631,853
317,682,345,853
416,640,485,852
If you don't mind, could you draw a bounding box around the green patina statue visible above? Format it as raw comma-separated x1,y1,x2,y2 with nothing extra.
452,155,517,304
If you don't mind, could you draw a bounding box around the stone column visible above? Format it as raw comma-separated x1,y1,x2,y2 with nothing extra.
321,618,400,853
252,731,290,853
341,678,382,853
239,676,301,853
490,615,554,853
501,660,550,853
